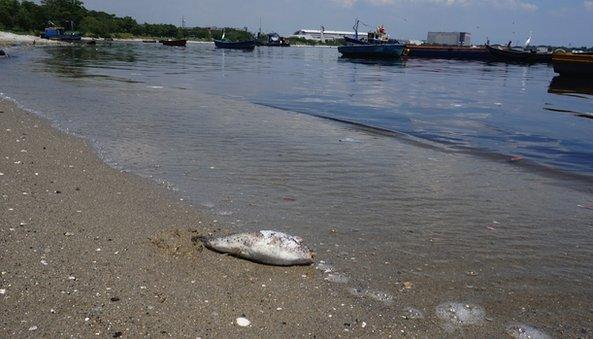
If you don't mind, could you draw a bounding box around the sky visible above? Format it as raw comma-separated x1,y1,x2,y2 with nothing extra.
82,0,593,46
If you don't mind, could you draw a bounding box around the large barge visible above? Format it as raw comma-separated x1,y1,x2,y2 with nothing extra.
404,45,489,61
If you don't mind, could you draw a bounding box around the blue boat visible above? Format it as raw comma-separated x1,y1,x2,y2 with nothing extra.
40,27,82,42
338,44,405,59
214,39,256,50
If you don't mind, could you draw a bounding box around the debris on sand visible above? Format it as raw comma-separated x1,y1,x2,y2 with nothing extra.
403,307,425,319
200,230,314,266
236,317,251,327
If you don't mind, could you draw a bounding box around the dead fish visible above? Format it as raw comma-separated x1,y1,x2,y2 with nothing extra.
199,230,315,266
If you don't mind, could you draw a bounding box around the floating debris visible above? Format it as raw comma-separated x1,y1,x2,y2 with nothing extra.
435,302,485,326
200,230,314,266
505,323,551,339
403,281,414,289
236,317,251,327
0,289,6,294
28,326,38,331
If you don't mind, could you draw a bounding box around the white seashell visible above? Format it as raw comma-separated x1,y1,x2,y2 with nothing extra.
236,317,251,327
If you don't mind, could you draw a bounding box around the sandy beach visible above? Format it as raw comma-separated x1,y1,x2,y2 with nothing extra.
0,98,444,337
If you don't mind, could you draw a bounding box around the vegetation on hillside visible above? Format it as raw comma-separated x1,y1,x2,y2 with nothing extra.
0,0,252,41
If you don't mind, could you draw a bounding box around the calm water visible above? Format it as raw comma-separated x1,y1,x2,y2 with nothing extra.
2,43,593,335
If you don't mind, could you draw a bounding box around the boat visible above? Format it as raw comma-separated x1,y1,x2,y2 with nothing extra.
338,21,404,59
264,33,290,47
404,45,490,61
160,39,187,47
486,44,552,63
143,40,157,43
338,44,405,59
552,52,593,78
214,39,256,50
40,26,82,42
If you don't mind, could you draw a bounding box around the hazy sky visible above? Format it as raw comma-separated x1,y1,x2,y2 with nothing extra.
82,0,593,46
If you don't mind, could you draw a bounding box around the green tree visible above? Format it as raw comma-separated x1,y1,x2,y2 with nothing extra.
41,0,86,29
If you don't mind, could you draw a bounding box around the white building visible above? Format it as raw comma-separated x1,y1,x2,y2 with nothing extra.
291,29,362,41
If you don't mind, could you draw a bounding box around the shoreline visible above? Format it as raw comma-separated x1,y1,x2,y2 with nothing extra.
3,45,592,337
0,98,437,337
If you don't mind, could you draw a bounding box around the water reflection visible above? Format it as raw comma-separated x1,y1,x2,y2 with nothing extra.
548,76,593,96
35,44,141,82
337,57,406,67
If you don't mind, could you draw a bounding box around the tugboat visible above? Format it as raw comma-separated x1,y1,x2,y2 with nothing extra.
338,21,404,59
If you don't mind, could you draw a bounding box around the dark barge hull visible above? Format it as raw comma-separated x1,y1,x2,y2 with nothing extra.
552,53,593,78
214,40,256,50
338,44,405,59
486,45,552,63
405,45,490,61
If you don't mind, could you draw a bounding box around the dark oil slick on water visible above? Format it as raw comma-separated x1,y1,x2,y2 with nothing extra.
1,43,593,336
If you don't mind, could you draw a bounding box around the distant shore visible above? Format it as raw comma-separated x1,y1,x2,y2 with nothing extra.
0,31,341,49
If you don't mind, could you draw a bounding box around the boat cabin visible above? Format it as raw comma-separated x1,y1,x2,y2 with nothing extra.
41,27,65,39
267,33,290,46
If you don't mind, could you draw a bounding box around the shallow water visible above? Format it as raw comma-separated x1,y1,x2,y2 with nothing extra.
1,43,593,336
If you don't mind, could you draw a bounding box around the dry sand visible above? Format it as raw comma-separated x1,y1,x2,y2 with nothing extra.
0,99,445,337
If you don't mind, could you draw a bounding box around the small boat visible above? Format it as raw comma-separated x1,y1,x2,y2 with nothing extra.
552,52,593,78
0,49,6,57
214,39,256,50
40,26,82,42
143,40,157,43
160,39,187,47
264,33,290,47
405,45,490,61
486,44,552,63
